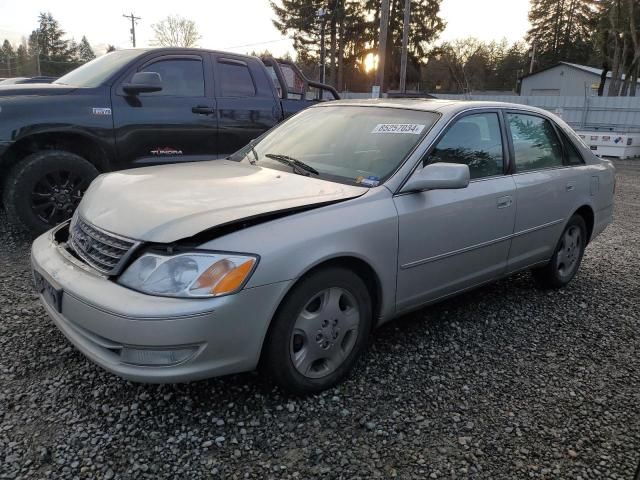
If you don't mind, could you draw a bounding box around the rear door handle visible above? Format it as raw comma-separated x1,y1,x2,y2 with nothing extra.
566,182,576,192
192,105,216,115
497,195,513,209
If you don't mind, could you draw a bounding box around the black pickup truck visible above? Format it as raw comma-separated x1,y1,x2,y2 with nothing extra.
0,48,339,233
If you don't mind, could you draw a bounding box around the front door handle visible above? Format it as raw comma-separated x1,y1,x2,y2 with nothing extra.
497,195,513,209
192,105,216,115
566,182,576,192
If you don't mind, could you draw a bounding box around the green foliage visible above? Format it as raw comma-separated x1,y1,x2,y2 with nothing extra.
78,36,96,63
271,0,445,91
527,0,600,69
0,39,16,77
1,12,97,78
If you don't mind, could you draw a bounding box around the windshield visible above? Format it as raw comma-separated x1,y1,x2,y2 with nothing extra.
230,106,439,186
54,50,143,88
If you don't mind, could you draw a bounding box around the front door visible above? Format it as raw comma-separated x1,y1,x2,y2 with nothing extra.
394,111,517,312
111,53,218,167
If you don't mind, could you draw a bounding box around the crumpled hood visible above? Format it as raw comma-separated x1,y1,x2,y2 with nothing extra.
0,83,76,97
79,161,366,243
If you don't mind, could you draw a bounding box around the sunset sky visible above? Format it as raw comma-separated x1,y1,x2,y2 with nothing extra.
0,0,531,56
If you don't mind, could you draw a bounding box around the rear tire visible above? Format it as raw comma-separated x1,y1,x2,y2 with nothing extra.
532,214,587,289
2,150,99,234
263,267,373,395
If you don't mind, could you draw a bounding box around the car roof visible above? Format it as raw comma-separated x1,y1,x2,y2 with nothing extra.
117,47,256,61
320,98,554,117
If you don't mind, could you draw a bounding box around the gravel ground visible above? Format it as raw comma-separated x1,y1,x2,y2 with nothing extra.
1,160,639,479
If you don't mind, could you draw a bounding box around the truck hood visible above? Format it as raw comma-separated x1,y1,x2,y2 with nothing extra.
79,161,366,243
0,83,76,97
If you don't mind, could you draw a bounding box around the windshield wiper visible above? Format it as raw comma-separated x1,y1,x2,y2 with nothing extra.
265,153,319,176
248,139,259,164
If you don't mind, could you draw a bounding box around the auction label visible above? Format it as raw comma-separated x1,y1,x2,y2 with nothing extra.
371,123,425,134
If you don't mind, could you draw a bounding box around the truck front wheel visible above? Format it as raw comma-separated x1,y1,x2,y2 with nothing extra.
3,150,99,234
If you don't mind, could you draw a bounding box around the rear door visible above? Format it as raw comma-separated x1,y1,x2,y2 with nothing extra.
212,55,281,156
505,110,583,272
394,110,517,312
111,53,218,167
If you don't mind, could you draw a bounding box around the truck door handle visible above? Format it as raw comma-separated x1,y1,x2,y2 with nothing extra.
497,195,513,209
566,182,575,192
192,105,216,115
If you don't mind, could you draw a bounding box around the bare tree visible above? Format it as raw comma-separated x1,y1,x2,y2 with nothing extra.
151,15,201,48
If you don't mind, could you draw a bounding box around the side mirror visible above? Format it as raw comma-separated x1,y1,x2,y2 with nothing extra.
122,72,163,95
401,162,470,193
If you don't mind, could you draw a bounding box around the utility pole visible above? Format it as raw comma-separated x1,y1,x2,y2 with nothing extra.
375,0,391,98
529,42,536,74
35,30,41,76
399,0,411,93
316,7,328,85
123,13,141,48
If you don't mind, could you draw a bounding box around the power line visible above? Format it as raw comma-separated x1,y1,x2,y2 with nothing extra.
222,38,291,50
122,13,141,48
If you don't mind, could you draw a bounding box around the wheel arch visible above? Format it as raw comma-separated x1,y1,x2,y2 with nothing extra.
257,254,384,366
572,204,595,243
0,131,110,187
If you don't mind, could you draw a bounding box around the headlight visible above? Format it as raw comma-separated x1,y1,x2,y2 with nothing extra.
118,252,258,298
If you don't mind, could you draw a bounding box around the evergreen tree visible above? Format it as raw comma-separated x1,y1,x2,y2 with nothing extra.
15,44,29,76
0,40,15,77
78,36,96,62
527,0,599,69
28,12,73,75
271,0,445,91
68,39,79,61
366,0,445,90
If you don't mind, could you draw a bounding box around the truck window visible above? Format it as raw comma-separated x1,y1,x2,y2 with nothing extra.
140,58,205,97
218,61,256,97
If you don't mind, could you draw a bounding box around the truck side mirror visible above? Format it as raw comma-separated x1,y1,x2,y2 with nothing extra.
123,72,163,95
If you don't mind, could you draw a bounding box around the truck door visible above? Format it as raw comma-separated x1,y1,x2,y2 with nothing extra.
212,55,281,156
111,53,218,168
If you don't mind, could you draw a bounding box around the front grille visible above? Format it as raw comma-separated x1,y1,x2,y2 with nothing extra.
68,216,137,275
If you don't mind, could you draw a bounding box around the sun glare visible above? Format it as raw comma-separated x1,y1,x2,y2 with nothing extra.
363,53,378,73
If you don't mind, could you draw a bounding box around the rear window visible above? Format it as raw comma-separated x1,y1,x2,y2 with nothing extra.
558,128,585,166
507,113,563,172
218,60,256,97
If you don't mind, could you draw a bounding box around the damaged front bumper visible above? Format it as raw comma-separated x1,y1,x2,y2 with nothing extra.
30,223,291,383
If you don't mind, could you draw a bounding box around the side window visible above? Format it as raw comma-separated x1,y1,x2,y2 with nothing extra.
218,60,256,97
140,58,204,97
558,128,585,166
429,112,504,179
507,113,563,172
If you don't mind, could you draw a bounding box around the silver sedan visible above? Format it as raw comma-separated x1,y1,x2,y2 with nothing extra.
31,100,615,394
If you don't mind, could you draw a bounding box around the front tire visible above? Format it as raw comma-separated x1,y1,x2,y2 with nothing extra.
532,214,587,289
263,267,373,395
2,150,99,234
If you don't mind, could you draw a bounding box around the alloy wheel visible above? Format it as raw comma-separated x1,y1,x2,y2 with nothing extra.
31,170,90,225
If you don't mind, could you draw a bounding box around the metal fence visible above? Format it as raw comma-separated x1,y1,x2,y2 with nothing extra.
339,92,640,133
432,94,640,133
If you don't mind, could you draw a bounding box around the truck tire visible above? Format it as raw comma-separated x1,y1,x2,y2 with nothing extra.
3,150,99,234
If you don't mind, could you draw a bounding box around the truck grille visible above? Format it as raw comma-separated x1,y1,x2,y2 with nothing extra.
68,216,138,275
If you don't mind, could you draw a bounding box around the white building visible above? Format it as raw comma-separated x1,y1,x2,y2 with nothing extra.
520,62,639,96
